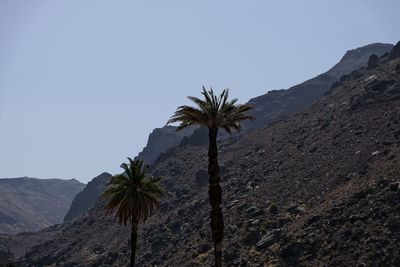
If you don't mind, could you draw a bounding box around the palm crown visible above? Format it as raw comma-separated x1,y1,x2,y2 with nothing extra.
167,87,254,132
103,158,164,225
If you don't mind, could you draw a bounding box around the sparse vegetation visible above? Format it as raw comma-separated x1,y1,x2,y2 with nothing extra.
269,203,278,215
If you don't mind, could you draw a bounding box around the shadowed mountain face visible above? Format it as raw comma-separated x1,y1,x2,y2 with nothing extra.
0,225,61,265
63,172,112,222
0,178,84,234
135,126,196,164
14,43,400,266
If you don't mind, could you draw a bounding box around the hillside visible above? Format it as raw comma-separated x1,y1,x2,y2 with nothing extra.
135,126,195,164
57,43,392,225
242,42,393,131
0,177,84,235
137,44,393,164
0,225,60,265
176,43,393,147
15,43,400,266
64,172,112,222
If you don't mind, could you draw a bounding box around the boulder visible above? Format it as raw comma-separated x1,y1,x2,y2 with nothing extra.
367,54,379,69
389,41,400,59
256,229,281,250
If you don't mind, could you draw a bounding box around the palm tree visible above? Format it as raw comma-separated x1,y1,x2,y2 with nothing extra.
168,87,254,266
102,158,165,267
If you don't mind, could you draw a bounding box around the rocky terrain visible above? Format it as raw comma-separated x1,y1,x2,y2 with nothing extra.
0,225,60,266
136,44,393,165
64,173,112,222
241,42,393,131
9,42,400,266
0,177,84,235
135,126,195,164
65,43,391,223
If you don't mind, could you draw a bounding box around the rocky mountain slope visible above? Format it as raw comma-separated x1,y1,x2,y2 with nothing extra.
0,177,84,234
64,173,112,222
136,44,393,166
173,43,393,148
242,42,393,131
14,43,400,266
67,43,391,223
0,225,60,265
135,126,195,164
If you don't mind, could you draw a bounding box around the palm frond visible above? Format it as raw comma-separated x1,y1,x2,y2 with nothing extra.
168,86,254,133
102,159,165,225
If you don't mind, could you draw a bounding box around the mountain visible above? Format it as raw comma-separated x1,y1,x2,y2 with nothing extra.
58,43,390,227
61,126,195,223
178,43,393,144
241,43,393,131
0,177,84,234
0,225,60,265
135,126,196,164
64,172,112,222
14,42,400,266
139,43,394,164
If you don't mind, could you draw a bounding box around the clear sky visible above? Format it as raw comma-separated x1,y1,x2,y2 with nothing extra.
0,1,399,183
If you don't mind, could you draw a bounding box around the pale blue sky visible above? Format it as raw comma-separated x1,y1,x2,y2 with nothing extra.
0,1,399,183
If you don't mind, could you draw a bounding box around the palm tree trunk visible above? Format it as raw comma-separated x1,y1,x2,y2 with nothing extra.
131,217,138,267
208,127,224,267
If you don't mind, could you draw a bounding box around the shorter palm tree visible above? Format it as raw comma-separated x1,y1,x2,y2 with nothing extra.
102,158,165,267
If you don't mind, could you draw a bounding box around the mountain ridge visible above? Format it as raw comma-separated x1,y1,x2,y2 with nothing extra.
62,43,392,226
135,126,195,164
135,43,393,164
0,177,84,235
64,172,112,222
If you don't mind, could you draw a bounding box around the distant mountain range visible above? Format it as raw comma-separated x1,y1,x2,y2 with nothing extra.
0,177,84,234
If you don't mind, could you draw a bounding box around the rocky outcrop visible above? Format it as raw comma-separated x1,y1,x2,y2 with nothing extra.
325,43,393,78
135,126,195,164
389,41,400,59
64,172,112,222
0,178,84,234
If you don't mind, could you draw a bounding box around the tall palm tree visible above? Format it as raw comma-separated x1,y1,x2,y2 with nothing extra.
102,158,165,267
168,87,254,266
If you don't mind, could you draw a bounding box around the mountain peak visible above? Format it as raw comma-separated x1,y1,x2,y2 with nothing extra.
326,42,394,79
63,172,112,222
